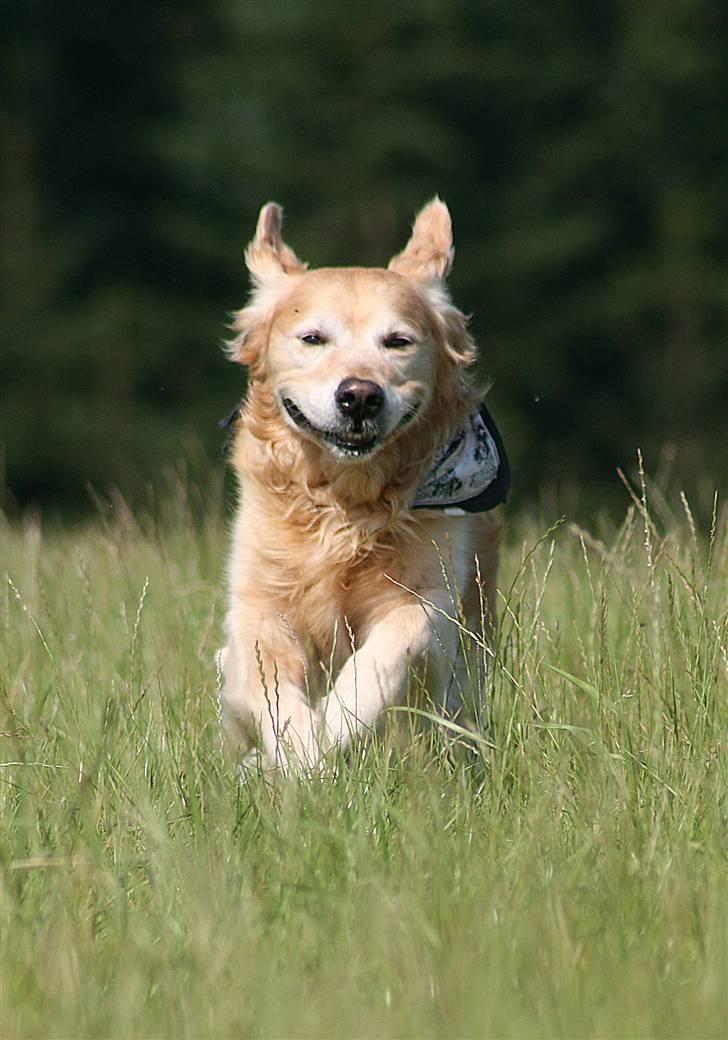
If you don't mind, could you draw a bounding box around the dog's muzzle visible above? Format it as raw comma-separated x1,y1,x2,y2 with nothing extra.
281,384,421,460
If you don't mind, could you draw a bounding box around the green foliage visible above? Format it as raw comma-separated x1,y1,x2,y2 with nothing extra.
2,0,727,514
1,478,726,1037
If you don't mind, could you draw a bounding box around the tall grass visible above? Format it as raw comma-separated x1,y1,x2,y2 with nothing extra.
1,472,726,1039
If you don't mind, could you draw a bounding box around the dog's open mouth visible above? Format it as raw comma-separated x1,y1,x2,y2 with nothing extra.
281,396,420,459
281,397,378,457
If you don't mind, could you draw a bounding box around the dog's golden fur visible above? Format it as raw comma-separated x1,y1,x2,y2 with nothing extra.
221,199,502,768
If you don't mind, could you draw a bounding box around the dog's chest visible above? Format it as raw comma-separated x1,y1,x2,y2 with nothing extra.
272,509,473,646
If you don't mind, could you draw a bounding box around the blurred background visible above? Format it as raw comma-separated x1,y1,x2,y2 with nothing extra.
2,0,727,521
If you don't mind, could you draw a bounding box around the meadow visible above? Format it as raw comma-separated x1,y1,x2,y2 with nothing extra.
1,470,726,1039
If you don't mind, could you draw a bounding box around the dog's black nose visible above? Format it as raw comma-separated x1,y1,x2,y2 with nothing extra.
335,378,384,424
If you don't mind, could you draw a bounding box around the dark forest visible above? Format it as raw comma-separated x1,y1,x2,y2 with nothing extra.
2,0,727,518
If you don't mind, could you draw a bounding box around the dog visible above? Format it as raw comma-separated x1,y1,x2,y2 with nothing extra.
220,198,509,770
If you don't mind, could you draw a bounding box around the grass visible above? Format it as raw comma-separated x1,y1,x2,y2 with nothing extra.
1,470,726,1039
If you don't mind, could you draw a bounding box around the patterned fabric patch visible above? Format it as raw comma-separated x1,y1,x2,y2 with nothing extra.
413,402,510,513
414,408,500,508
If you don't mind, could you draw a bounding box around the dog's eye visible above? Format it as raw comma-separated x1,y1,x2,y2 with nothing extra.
382,333,413,349
300,332,326,346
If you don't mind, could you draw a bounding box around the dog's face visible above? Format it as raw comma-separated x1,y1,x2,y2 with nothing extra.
267,268,438,459
230,199,474,461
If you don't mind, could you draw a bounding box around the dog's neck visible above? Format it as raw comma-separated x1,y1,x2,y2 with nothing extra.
235,378,474,517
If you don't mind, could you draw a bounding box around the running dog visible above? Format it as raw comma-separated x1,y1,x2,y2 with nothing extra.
220,198,509,769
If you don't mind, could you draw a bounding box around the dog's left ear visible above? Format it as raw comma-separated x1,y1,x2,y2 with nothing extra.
389,199,474,367
387,197,454,283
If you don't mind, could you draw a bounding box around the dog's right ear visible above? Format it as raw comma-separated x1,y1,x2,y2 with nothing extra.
245,202,307,286
228,203,307,366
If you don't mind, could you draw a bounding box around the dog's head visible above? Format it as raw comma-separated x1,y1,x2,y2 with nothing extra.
229,199,475,462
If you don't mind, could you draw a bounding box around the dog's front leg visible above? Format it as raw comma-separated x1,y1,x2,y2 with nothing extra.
320,597,457,752
221,632,319,772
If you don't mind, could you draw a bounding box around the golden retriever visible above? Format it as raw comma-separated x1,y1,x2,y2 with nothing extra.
220,198,508,770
